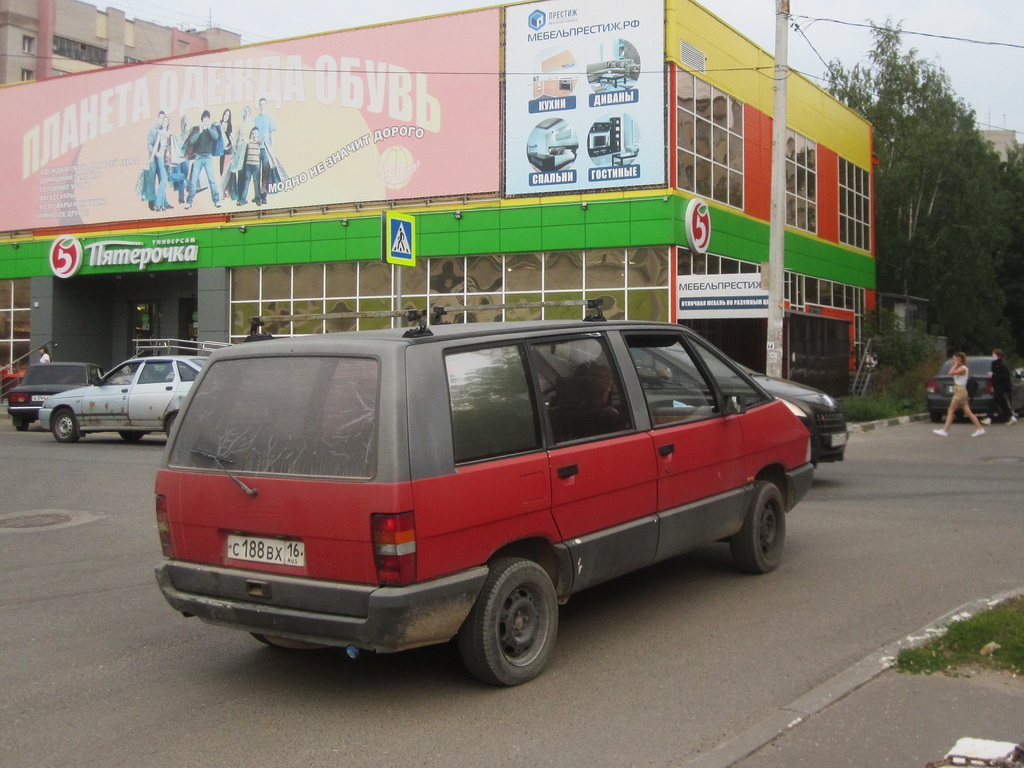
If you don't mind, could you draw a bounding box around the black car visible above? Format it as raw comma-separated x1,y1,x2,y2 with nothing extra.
744,368,847,465
926,356,1024,423
6,362,104,431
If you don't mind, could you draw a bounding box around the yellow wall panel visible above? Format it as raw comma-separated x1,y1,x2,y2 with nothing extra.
667,0,872,168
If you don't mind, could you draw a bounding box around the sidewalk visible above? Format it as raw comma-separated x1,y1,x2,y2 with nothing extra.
685,589,1024,768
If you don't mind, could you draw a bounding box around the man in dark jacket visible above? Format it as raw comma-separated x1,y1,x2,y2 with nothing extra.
983,349,1017,425
184,110,223,210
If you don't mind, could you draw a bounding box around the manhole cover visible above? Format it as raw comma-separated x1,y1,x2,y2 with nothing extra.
0,513,74,529
0,509,104,532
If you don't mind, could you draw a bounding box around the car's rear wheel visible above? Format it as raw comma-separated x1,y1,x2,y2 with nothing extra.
51,409,81,443
930,410,944,423
12,417,28,432
731,480,786,574
118,431,145,443
458,557,558,686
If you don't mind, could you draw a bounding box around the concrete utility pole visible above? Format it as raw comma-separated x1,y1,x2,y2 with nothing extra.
765,0,789,377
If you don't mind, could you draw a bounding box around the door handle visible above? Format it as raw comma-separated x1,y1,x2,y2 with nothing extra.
557,464,579,479
658,444,675,456
165,385,173,391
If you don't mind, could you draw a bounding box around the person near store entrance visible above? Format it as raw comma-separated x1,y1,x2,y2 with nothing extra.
38,346,50,363
184,110,223,210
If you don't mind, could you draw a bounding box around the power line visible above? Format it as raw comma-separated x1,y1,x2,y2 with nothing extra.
792,15,1024,52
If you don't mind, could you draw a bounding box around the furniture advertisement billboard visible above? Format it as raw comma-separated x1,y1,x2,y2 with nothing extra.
503,0,666,196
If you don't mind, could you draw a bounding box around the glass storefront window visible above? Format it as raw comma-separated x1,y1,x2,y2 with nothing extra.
229,248,671,341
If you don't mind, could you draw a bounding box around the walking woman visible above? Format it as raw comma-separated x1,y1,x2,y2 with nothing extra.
934,352,986,437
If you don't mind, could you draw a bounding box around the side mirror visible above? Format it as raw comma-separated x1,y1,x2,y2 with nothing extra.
723,395,746,415
91,376,103,386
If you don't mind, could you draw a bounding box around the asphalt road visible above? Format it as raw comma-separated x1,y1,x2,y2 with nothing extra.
1,417,1022,768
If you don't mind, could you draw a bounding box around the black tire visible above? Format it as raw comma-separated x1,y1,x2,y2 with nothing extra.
51,408,81,443
12,417,28,432
164,412,177,436
119,430,145,443
731,481,786,574
458,558,558,686
930,410,944,423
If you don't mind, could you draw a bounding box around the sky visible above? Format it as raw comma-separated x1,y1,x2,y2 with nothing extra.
101,0,1023,141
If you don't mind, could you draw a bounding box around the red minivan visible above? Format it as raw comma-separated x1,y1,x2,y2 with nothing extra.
155,320,813,685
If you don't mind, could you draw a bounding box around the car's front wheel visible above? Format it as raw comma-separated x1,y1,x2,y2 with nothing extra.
51,409,81,443
730,480,786,574
458,557,558,686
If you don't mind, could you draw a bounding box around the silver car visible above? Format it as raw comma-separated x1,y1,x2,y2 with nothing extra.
39,356,205,443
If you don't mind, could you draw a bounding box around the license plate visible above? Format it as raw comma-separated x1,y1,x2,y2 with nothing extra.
31,395,47,402
830,432,848,447
226,535,305,567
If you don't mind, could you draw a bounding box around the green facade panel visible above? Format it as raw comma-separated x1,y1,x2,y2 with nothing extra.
0,196,873,290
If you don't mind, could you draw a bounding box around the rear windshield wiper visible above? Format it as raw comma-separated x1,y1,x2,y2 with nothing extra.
190,448,259,497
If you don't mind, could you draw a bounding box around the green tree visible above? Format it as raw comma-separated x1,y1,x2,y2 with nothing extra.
995,148,1024,358
827,23,1012,353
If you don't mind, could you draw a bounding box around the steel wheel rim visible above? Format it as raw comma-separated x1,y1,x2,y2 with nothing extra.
498,585,544,666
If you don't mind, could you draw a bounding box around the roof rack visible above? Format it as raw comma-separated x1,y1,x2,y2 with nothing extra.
247,298,605,341
133,338,232,356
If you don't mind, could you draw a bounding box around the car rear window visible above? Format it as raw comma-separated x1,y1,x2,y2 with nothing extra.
21,364,89,386
169,356,379,479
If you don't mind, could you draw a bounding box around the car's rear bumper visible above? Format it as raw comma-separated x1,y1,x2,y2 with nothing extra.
155,561,489,653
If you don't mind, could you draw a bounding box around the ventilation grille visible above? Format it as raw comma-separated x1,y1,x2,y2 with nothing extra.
679,40,707,73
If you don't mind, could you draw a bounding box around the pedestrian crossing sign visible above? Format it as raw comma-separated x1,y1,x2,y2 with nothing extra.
382,212,416,267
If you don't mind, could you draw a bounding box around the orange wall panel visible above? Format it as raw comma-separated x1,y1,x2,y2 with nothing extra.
816,145,838,244
744,104,771,222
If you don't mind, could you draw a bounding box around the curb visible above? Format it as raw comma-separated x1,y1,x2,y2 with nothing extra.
683,588,1024,768
848,413,930,433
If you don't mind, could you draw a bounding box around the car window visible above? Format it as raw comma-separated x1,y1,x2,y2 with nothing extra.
105,362,141,386
138,361,175,385
446,345,541,464
170,356,379,479
176,361,198,382
687,336,770,408
530,336,631,443
21,364,86,386
625,334,717,426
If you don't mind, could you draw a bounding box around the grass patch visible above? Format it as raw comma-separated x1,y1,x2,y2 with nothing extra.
842,393,921,423
896,597,1024,676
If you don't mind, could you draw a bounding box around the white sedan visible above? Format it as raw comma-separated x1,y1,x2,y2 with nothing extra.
39,356,205,443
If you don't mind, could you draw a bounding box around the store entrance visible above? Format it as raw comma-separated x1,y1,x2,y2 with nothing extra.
133,302,160,341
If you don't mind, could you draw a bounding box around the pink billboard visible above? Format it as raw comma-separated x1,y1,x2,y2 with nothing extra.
2,10,499,231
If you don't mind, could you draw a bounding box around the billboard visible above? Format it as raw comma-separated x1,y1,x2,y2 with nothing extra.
3,10,500,231
503,0,666,195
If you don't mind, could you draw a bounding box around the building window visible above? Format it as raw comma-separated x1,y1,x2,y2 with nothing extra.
677,249,758,277
786,129,817,233
52,36,107,66
20,69,34,81
0,279,31,373
22,35,35,54
676,69,744,209
839,158,871,251
229,248,671,341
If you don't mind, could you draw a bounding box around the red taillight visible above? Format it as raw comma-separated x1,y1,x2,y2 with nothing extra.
9,392,29,404
983,379,993,394
372,512,417,586
925,379,939,394
155,494,173,557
